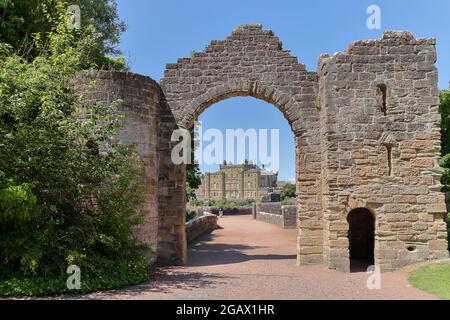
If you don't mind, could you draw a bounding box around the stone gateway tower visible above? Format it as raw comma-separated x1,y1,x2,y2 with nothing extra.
77,25,449,272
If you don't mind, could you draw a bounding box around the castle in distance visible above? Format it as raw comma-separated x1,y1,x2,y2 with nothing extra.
196,160,278,200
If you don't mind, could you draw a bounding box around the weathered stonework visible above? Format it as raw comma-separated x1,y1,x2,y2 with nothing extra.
75,71,161,262
318,31,449,271
160,24,324,267
76,25,448,272
255,203,297,229
186,213,219,243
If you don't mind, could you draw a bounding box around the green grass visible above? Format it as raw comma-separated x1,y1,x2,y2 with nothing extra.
408,262,450,300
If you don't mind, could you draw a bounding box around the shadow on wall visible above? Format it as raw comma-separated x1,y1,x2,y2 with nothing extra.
186,234,296,267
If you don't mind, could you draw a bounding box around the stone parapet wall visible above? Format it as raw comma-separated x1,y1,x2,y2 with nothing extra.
255,203,297,229
256,202,282,215
282,205,297,228
186,213,219,243
194,207,253,216
256,211,283,228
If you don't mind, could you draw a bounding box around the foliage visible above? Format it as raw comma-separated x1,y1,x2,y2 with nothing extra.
439,91,450,248
447,213,450,250
235,23,262,31
281,197,296,205
0,4,148,296
408,262,450,300
186,126,201,202
190,198,255,209
281,183,296,200
186,209,197,222
0,0,126,70
0,256,148,297
440,90,450,191
314,95,321,109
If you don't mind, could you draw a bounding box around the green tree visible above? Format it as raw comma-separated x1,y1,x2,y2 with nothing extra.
439,90,450,190
281,183,296,200
0,4,148,296
186,124,201,202
0,0,126,69
439,89,450,249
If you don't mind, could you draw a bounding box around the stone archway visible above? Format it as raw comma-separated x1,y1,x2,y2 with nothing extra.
158,24,323,266
77,26,448,272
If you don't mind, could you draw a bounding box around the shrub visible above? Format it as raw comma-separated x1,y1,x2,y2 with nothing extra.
281,197,296,205
190,198,255,209
281,183,296,200
440,90,450,191
0,7,149,296
447,213,450,250
186,209,197,222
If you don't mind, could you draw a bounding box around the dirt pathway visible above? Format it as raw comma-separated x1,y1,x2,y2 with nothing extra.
82,215,435,300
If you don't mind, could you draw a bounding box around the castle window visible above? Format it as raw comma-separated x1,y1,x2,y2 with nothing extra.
386,145,393,176
376,84,387,116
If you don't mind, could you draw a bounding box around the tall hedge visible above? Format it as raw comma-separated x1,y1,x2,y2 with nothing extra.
0,4,149,297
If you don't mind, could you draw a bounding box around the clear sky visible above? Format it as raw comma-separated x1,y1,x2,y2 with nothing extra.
116,0,450,181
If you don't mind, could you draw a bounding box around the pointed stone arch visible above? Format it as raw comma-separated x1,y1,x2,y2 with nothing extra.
158,24,324,265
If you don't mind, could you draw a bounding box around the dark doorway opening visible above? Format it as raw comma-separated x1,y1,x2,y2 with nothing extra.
347,208,375,272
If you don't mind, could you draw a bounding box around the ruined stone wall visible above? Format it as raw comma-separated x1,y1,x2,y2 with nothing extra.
157,100,187,264
160,24,324,266
319,31,449,271
74,26,449,272
75,71,161,262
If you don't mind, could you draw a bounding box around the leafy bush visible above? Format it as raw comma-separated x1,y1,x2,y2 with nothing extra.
190,198,255,209
447,213,450,250
186,209,197,222
281,183,296,200
0,256,149,297
439,90,450,250
0,6,149,296
281,197,296,205
440,90,450,191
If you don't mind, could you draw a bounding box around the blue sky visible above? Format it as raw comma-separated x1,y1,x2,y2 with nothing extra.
116,0,450,181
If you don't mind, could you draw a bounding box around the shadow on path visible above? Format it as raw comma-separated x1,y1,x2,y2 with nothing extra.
187,234,296,267
67,268,234,300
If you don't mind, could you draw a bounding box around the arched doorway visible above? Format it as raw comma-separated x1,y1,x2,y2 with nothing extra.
159,24,323,266
347,208,375,271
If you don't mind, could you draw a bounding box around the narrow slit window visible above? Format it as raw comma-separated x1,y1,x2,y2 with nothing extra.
386,145,392,176
376,84,387,116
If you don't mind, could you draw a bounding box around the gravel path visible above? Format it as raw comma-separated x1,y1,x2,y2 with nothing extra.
82,215,436,300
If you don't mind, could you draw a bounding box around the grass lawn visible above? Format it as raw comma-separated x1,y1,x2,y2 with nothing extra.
408,262,450,300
